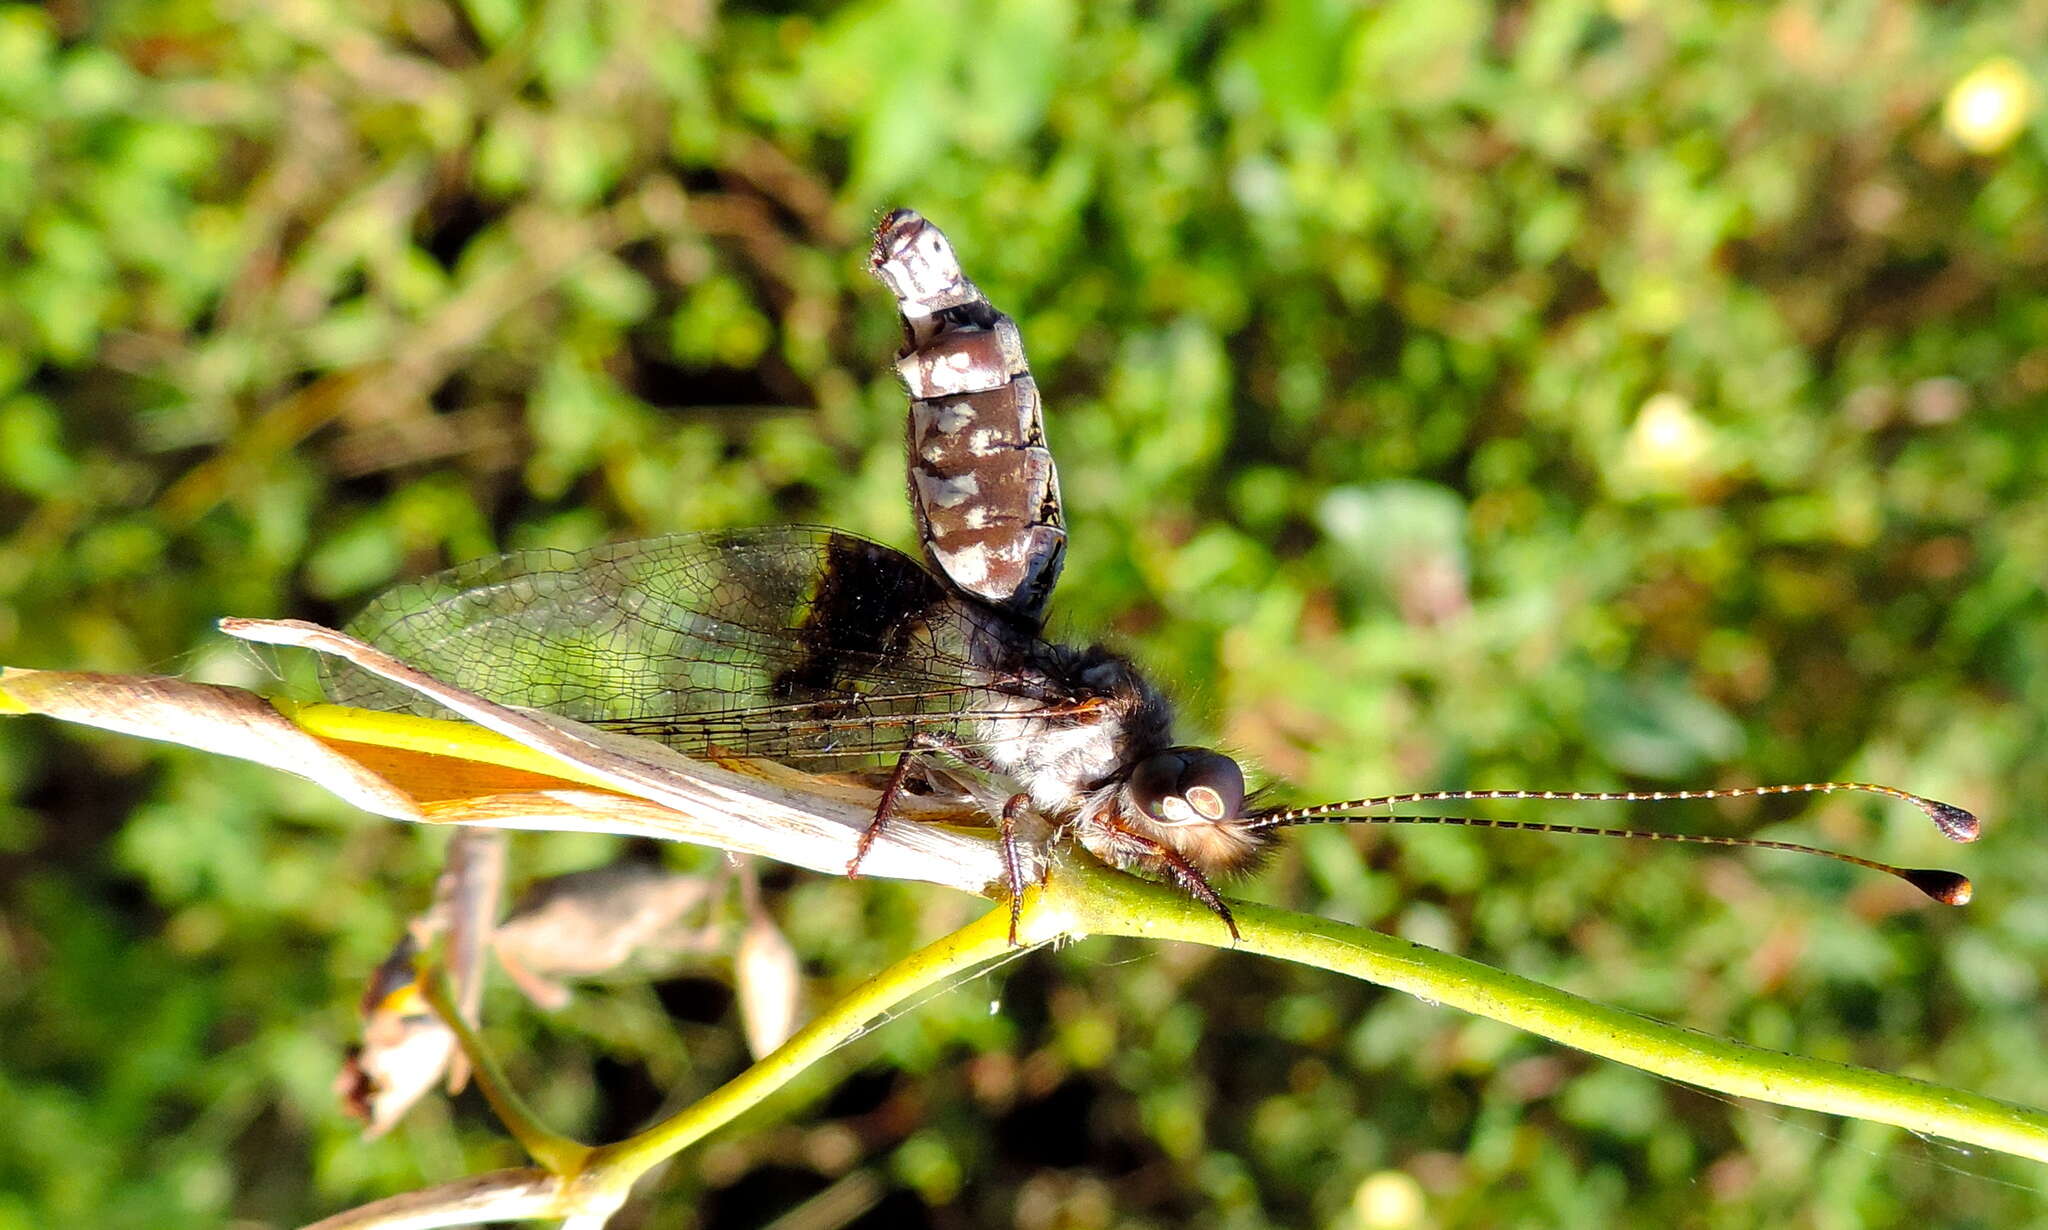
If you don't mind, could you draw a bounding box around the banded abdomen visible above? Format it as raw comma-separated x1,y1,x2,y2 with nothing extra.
869,210,1066,627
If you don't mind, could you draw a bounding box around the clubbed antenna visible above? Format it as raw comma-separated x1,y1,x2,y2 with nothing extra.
1248,782,1978,842
1243,783,1979,906
1249,812,1969,904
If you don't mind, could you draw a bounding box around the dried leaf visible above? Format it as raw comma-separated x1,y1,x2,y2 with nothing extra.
493,862,720,1008
219,617,1019,891
434,828,506,1092
336,934,458,1138
0,668,420,821
341,827,506,1116
4,626,1018,893
736,901,802,1059
295,1166,574,1229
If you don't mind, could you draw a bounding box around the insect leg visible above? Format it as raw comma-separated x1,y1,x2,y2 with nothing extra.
846,748,918,880
907,728,1001,773
845,730,1001,879
1000,793,1030,945
1100,821,1241,942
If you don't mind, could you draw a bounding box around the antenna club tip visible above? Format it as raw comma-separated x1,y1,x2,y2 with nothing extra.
1903,868,1973,906
1923,801,1980,843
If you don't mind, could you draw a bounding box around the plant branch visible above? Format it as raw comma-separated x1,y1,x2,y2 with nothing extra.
404,855,2048,1228
11,654,2042,1218
1041,857,2048,1164
296,1169,577,1230
582,901,1027,1196
416,961,593,1177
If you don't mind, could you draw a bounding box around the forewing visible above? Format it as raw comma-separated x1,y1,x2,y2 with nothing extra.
322,527,1025,766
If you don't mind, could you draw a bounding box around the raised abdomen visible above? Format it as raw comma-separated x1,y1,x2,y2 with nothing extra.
870,210,1066,626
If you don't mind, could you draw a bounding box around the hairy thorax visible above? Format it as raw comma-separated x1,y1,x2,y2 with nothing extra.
975,642,1171,818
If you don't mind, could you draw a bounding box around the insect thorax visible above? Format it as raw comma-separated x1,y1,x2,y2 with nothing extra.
973,640,1176,821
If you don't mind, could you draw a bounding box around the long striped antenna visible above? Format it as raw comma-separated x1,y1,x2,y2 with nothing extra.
1243,783,1979,906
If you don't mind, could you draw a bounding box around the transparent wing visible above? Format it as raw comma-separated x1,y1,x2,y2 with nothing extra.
321,527,1053,768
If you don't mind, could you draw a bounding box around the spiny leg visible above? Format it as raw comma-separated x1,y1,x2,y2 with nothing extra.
1105,821,1240,942
846,730,998,879
847,747,918,880
1000,793,1030,945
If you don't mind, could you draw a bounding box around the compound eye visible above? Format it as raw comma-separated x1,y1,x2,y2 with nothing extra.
1128,748,1246,824
1178,750,1245,821
1128,752,1187,821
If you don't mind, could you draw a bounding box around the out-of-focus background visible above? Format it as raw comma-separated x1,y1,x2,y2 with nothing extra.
3,2,2045,1226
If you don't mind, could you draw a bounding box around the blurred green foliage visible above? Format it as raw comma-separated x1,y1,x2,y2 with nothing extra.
2,0,2045,1226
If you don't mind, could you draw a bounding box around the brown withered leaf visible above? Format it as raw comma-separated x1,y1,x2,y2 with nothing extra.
336,933,459,1139
340,827,505,1130
0,668,421,821
493,862,722,1009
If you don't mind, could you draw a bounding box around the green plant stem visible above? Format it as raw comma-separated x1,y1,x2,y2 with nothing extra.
582,899,1023,1195
1048,858,2048,1164
434,857,2048,1225
418,962,594,1176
